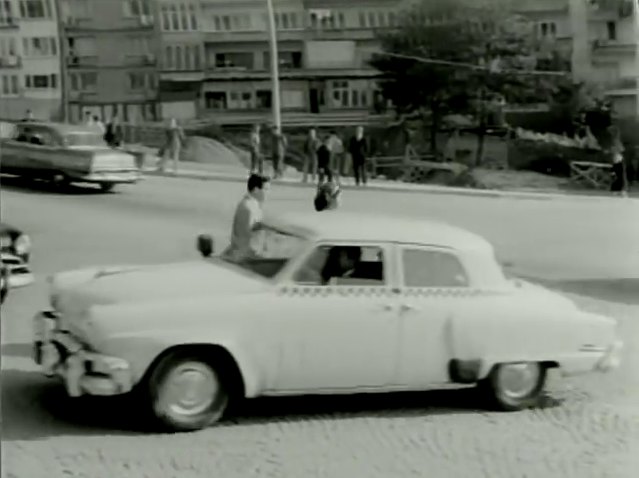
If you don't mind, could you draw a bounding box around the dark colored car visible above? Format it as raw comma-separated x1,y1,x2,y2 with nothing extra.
0,222,34,304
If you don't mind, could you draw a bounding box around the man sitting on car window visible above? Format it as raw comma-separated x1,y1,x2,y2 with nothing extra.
222,173,270,263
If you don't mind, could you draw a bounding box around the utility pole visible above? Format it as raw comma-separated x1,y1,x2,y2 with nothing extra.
265,0,281,131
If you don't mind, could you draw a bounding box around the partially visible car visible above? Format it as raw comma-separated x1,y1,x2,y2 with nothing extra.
32,212,622,432
0,222,34,303
0,121,139,192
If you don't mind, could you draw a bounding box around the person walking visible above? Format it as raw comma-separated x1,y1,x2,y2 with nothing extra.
349,125,368,186
327,130,345,181
303,127,320,183
93,115,106,134
249,124,263,174
223,174,270,263
157,118,185,174
271,126,287,180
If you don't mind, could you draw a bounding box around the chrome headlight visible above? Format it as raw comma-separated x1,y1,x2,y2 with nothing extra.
13,234,31,256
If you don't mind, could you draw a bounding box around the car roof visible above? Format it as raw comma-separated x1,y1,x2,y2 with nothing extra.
17,121,99,135
263,211,493,251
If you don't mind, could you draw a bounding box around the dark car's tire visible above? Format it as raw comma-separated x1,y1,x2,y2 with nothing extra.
147,352,230,432
0,266,8,304
480,362,547,411
99,183,115,193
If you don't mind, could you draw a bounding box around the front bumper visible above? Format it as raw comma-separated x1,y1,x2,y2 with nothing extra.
33,311,133,397
596,340,624,372
75,170,140,184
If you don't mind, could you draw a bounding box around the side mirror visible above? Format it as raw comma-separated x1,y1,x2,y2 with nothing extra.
197,234,214,258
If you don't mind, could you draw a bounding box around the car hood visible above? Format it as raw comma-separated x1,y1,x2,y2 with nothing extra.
51,260,269,311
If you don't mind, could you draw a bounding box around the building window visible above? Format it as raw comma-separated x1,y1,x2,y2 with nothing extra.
358,12,366,28
124,0,150,17
0,37,17,57
188,4,197,30
164,45,173,69
0,1,15,23
25,74,57,89
606,21,617,40
175,45,183,70
161,5,170,30
128,72,147,90
368,12,376,28
170,5,179,30
22,37,57,56
69,72,97,91
192,45,200,69
179,3,188,30
20,0,50,19
1,74,20,96
205,91,226,110
337,12,345,28
222,15,231,30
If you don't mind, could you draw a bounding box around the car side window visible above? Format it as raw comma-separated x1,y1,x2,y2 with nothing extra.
27,128,56,146
293,245,386,286
402,248,469,288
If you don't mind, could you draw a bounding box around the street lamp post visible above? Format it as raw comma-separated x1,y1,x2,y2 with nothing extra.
265,0,281,131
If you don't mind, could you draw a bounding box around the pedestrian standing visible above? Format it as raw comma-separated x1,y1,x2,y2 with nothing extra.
223,174,270,263
250,124,263,174
327,130,344,180
104,115,123,148
608,125,628,197
84,111,94,127
93,115,106,134
157,118,185,174
317,136,333,185
20,109,34,122
349,125,368,186
303,127,320,183
271,126,287,180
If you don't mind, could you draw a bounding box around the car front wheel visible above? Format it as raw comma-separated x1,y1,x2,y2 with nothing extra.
481,362,547,411
148,353,229,432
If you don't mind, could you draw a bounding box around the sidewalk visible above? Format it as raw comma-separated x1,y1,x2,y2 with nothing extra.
142,162,639,202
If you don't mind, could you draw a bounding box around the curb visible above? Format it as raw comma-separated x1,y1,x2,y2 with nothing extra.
143,169,638,202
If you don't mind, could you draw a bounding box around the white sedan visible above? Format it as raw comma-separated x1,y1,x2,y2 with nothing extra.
33,212,622,432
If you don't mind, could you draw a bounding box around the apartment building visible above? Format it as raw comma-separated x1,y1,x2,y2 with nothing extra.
58,0,161,123
523,0,637,118
158,0,404,120
0,0,62,121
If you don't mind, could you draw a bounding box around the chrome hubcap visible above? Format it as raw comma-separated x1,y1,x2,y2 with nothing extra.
497,362,540,400
160,362,218,418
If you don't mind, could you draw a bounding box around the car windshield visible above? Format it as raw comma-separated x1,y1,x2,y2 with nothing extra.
221,226,309,279
62,132,107,147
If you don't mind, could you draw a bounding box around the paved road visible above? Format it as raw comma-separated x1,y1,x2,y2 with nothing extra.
1,176,638,478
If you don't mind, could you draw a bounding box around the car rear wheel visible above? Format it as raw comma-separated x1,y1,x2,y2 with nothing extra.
99,183,115,193
481,362,546,411
147,353,229,432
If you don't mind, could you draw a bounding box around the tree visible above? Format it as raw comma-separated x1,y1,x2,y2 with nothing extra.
370,0,573,165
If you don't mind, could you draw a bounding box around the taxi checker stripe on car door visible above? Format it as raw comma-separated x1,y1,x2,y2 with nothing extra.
403,288,485,297
279,287,396,297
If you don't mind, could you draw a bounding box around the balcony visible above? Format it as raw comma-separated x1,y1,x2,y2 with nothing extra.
0,56,22,68
592,39,637,56
63,15,154,32
0,17,19,29
203,67,381,81
305,27,377,42
124,53,158,67
66,55,99,68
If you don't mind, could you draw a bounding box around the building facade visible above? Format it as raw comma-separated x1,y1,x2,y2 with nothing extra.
527,0,637,118
158,0,404,120
58,0,161,124
0,0,62,121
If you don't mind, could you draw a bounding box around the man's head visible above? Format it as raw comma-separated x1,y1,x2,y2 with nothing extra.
329,130,337,137
26,109,33,119
309,127,316,138
356,126,364,138
254,123,261,133
93,115,99,122
337,246,361,271
247,173,270,203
